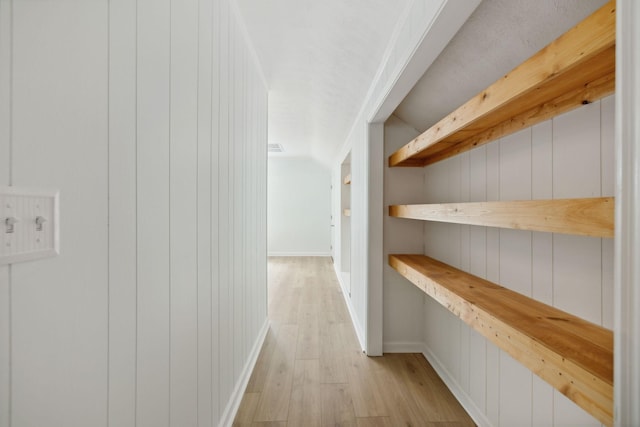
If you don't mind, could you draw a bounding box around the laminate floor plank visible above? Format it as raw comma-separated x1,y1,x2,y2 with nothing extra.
252,323,299,421
346,350,391,418
320,383,358,427
250,422,287,427
390,354,475,425
288,359,322,427
245,325,279,392
355,416,394,427
234,392,260,426
234,257,476,427
374,358,428,426
296,304,321,360
318,322,349,384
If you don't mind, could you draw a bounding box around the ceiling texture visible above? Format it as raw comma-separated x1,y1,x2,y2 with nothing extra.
236,0,607,164
393,0,607,133
235,0,411,161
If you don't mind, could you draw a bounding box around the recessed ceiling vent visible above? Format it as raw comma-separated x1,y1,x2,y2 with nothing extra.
268,143,284,153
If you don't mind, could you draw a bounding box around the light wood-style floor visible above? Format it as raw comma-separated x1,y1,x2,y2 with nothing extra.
234,257,476,427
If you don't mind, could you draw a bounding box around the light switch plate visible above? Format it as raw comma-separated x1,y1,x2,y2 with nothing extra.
0,187,59,265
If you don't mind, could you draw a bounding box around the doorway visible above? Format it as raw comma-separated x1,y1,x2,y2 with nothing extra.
340,152,351,297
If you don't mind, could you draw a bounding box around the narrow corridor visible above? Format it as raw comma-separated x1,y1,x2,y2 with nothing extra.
234,257,475,426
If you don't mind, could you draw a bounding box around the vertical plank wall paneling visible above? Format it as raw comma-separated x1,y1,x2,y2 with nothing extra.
196,0,214,424
217,0,233,412
169,0,199,424
530,120,555,427
108,0,138,425
467,146,488,417
232,20,243,381
11,2,110,427
209,0,221,422
0,1,268,426
136,0,172,424
0,1,11,426
420,97,615,427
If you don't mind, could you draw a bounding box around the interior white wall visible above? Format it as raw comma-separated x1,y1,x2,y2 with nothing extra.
404,97,614,427
382,116,425,351
0,0,8,421
267,157,331,256
331,0,481,354
0,1,268,426
0,3,110,426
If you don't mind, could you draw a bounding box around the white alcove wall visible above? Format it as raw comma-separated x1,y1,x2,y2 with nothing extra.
382,115,425,351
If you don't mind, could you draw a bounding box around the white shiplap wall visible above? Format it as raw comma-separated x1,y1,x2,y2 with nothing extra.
417,97,614,427
0,1,268,426
7,3,110,427
0,1,11,425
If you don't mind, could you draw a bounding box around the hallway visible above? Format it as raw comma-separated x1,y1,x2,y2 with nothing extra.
234,257,475,426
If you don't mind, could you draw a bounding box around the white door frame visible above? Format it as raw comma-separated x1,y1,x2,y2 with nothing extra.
614,0,640,425
362,0,481,356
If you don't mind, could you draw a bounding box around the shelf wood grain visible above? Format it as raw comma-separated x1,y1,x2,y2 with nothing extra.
389,254,613,426
388,0,615,167
389,197,614,238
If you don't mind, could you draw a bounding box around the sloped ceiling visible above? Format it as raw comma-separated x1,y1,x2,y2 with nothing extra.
236,0,609,163
394,0,608,133
235,0,411,161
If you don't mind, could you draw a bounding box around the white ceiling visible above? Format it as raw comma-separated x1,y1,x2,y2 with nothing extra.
235,0,411,161
236,0,608,164
394,0,608,133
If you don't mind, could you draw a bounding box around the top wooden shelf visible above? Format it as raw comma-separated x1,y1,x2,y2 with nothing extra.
389,1,616,168
389,197,614,238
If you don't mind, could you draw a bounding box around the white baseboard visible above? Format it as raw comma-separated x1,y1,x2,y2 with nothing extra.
383,341,426,353
268,251,332,257
219,319,270,427
333,264,366,352
420,344,493,427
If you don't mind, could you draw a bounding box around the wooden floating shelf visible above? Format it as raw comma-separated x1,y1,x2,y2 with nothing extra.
389,197,614,238
343,174,352,185
388,0,615,168
343,209,351,217
389,254,613,426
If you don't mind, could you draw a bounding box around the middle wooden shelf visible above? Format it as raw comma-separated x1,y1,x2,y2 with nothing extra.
389,197,614,238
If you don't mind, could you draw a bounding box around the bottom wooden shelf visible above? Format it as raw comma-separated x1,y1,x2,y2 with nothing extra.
389,254,613,426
